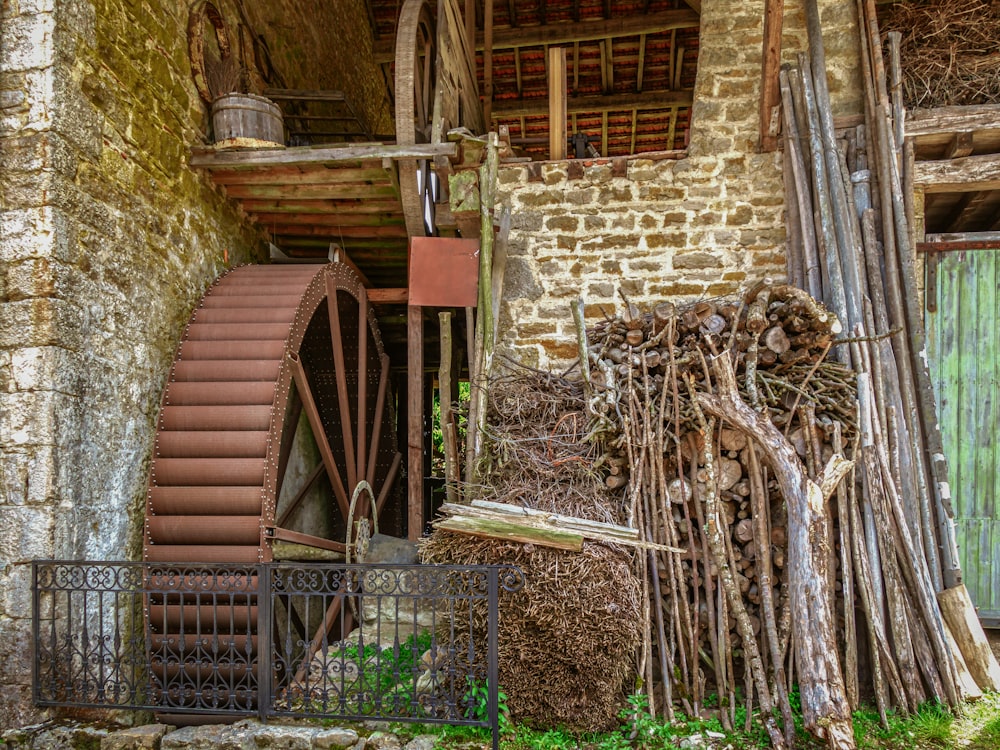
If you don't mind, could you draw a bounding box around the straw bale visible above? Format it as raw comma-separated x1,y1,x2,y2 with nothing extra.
420,534,641,732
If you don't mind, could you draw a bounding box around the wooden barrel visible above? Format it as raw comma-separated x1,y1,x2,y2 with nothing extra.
211,93,283,146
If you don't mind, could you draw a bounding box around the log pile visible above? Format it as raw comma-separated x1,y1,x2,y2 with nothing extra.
582,285,855,749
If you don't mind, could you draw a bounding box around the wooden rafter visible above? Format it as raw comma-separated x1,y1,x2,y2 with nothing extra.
492,89,693,117
944,191,990,232
945,131,974,159
916,153,1000,192
637,33,646,92
373,8,698,60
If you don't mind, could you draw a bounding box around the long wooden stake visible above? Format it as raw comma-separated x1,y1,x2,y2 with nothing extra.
439,311,460,504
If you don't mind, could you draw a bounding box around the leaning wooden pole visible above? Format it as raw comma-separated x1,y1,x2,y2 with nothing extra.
696,353,855,750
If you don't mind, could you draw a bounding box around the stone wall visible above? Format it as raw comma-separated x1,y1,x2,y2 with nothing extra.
0,0,381,728
495,0,863,369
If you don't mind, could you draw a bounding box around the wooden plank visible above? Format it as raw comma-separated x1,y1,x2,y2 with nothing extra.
190,142,458,168
434,516,585,551
759,0,783,152
263,88,347,102
493,89,692,118
365,288,408,304
407,303,424,541
206,166,395,186
465,499,639,538
906,103,1000,136
373,7,699,61
220,183,402,200
548,47,567,160
250,212,405,228
254,223,408,239
937,584,1000,691
238,198,405,214
914,153,1000,192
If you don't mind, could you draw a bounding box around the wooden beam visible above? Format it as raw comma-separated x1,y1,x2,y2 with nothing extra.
945,131,974,159
373,8,699,60
484,0,494,125
549,47,567,160
514,47,522,95
906,104,1000,137
914,153,1000,192
637,33,647,92
492,89,693,118
366,287,409,303
262,88,346,102
190,142,458,168
943,191,987,233
759,0,783,152
407,303,424,540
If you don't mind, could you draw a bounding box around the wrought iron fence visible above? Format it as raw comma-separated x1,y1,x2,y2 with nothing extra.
33,561,523,749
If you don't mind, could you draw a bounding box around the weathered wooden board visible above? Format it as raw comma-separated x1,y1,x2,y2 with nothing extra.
434,516,585,552
926,245,1000,625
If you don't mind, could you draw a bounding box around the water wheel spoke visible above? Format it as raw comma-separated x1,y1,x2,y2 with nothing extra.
376,452,403,517
273,395,303,503
289,352,350,519
367,354,391,487
356,290,368,499
325,276,358,490
275,462,325,528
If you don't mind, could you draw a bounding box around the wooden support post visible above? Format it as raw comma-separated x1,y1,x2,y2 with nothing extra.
760,0,783,151
484,0,494,124
548,46,567,160
439,311,460,504
407,303,424,540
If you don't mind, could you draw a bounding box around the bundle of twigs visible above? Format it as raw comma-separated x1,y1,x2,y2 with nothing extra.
581,285,855,749
880,0,1000,108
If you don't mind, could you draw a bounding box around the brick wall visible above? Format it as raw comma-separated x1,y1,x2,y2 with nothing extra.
495,0,862,369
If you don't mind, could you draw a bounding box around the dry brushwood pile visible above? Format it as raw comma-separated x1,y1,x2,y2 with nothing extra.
881,0,1000,108
420,369,643,733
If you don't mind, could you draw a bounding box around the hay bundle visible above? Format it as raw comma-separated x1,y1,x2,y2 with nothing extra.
881,0,1000,107
420,367,643,732
420,536,642,731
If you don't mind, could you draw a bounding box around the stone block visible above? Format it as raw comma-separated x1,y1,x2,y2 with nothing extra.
161,725,228,750
312,728,359,749
101,724,174,750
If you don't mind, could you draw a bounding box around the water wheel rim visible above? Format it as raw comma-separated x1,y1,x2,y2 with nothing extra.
395,0,437,237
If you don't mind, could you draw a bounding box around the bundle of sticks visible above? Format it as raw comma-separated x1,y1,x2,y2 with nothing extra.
581,285,855,749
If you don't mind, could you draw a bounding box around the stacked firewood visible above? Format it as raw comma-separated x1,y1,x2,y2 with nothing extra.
581,284,854,747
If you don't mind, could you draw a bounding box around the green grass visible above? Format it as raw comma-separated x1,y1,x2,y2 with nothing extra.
421,691,1000,750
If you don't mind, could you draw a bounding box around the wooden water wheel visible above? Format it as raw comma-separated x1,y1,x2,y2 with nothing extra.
395,0,438,238
143,261,402,714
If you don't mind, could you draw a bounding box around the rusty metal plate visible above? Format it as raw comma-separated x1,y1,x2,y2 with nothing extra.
407,237,480,307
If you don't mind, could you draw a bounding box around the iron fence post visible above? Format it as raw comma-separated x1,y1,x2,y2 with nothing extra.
258,563,272,723
31,561,40,706
488,567,500,750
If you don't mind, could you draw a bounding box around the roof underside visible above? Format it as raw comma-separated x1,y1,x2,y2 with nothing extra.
370,0,700,158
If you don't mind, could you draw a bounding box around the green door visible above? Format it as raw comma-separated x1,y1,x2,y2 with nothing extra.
926,246,1000,626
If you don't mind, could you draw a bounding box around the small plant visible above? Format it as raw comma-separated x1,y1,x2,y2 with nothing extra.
464,676,512,735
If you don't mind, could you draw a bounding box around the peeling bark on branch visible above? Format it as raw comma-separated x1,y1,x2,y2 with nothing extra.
695,353,856,750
